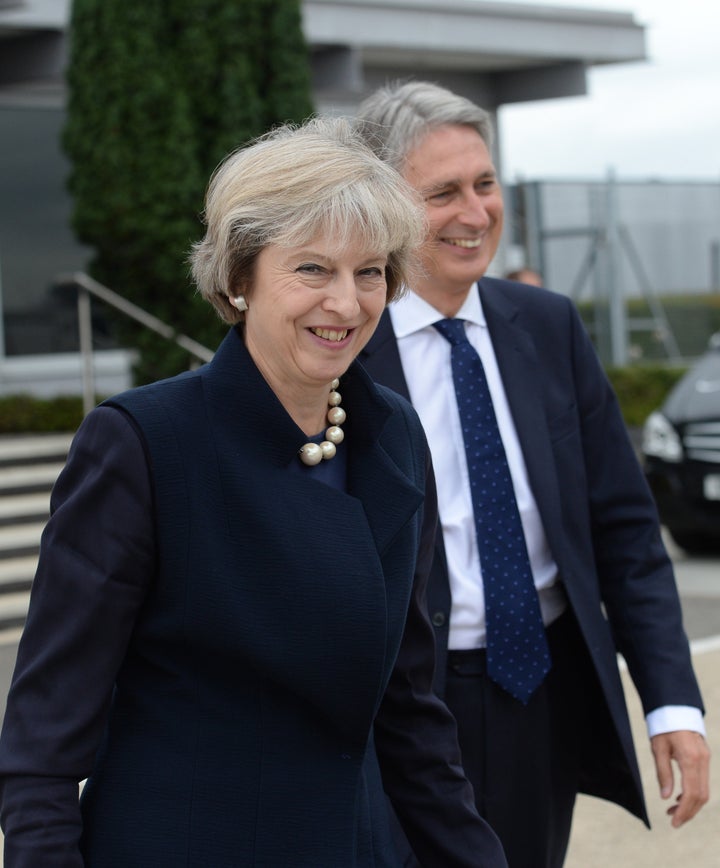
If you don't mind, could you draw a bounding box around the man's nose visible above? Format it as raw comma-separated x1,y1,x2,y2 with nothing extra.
458,191,491,228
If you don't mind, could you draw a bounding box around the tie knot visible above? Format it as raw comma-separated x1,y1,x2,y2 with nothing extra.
433,318,469,347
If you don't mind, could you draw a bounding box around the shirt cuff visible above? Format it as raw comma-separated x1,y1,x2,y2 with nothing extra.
645,706,706,739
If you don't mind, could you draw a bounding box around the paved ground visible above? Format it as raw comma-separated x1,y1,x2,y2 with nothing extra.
0,535,717,865
565,641,719,868
565,536,720,867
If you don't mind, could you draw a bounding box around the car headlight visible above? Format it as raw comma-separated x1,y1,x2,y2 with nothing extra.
642,412,683,463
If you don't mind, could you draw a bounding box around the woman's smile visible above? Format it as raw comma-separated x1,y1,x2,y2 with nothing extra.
309,326,352,343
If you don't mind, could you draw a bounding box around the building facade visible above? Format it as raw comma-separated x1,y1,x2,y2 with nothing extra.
0,0,646,393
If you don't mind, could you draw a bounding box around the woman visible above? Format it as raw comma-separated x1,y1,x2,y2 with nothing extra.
0,118,506,867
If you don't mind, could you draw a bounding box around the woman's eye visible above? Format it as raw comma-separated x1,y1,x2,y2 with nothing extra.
297,263,323,274
359,267,383,278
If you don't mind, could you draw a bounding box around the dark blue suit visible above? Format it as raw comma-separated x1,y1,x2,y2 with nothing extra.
0,327,506,867
360,278,704,852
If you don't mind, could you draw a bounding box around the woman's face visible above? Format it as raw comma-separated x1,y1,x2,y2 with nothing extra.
243,232,388,395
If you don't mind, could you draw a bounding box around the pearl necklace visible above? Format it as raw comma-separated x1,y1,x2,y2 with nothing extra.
298,378,345,466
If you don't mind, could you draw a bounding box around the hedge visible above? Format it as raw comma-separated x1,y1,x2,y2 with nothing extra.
0,395,86,434
0,363,689,435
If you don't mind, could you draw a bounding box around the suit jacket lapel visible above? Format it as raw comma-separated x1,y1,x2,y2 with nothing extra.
478,281,566,556
359,311,412,401
202,326,308,467
342,360,424,556
359,311,448,567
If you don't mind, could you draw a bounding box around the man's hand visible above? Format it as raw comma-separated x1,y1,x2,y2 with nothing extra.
650,730,710,827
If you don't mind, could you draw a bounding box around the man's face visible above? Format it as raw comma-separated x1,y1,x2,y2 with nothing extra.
402,124,504,313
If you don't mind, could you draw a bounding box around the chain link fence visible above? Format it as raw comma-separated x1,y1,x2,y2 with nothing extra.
507,177,720,367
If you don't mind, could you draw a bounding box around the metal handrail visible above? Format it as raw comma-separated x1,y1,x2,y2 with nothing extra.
55,271,214,416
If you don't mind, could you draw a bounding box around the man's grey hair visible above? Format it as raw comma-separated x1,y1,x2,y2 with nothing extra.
355,80,494,171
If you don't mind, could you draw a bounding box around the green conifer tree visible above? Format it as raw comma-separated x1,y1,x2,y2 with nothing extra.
63,0,314,383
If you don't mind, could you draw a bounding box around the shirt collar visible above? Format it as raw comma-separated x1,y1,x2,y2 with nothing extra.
388,283,486,338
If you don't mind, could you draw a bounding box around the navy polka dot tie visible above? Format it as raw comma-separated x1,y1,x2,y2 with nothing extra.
434,318,551,704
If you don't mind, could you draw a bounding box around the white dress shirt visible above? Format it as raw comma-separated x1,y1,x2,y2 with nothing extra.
388,285,704,739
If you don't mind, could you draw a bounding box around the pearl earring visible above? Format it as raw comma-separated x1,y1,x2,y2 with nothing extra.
232,295,248,312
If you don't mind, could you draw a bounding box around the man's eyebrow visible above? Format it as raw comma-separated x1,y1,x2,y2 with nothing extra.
421,179,459,195
422,170,497,196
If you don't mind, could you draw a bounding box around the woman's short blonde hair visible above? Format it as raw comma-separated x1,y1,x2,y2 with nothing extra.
190,116,426,323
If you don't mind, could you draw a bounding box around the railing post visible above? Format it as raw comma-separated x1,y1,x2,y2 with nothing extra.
604,169,628,367
77,285,95,416
57,272,214,406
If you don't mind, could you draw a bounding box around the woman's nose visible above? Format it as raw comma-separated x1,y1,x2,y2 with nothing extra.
323,274,360,316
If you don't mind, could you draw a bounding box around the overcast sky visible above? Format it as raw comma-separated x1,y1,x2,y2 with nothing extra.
496,0,720,182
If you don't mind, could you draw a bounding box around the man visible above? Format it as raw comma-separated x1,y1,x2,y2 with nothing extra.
504,268,543,287
356,81,710,868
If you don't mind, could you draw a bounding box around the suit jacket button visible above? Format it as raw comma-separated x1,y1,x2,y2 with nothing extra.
431,611,446,628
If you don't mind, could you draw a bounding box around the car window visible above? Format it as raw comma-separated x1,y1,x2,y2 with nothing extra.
664,350,720,421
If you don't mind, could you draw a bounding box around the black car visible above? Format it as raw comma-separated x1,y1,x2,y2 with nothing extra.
642,334,720,553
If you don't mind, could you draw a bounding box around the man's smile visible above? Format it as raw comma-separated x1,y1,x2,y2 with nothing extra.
443,237,483,249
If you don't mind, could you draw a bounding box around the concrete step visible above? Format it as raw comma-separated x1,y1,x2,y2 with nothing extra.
0,556,36,593
0,436,70,632
0,493,51,526
0,556,37,631
0,462,64,496
0,590,32,631
0,433,73,467
0,523,44,559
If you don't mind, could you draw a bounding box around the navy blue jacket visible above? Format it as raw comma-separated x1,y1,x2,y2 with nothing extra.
0,327,506,867
360,278,704,824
